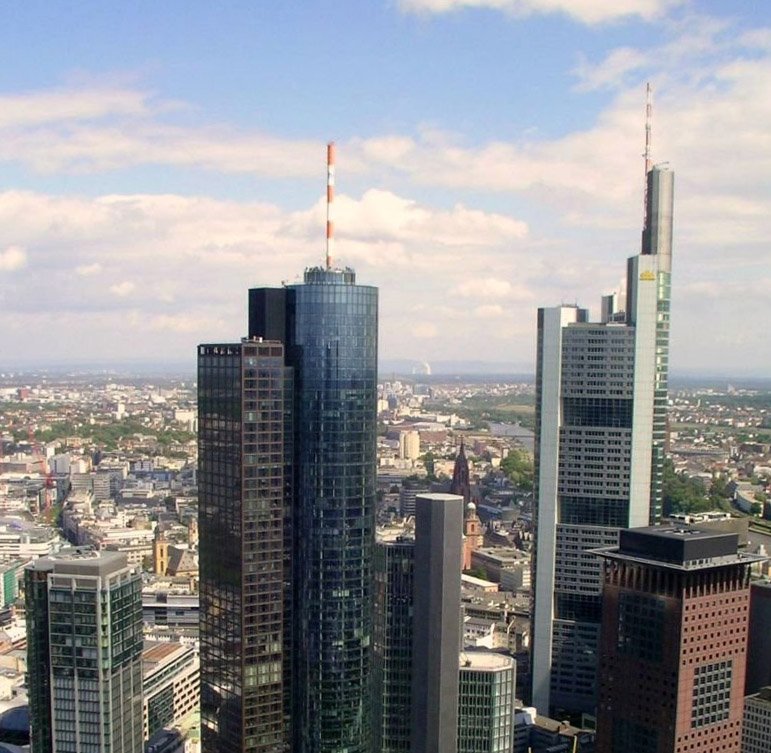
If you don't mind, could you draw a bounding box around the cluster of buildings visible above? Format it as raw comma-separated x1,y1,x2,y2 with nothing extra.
1,138,770,753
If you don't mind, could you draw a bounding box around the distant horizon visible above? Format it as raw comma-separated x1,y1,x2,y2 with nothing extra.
2,357,771,387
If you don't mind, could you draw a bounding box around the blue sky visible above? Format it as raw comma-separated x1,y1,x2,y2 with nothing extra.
0,0,769,373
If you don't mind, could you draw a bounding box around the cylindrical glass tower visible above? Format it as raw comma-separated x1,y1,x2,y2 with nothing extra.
288,267,378,753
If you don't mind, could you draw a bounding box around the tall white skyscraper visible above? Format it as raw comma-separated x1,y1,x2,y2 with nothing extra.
531,163,674,715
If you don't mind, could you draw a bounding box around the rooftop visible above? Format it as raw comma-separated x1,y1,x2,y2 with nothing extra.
459,651,514,672
595,525,767,571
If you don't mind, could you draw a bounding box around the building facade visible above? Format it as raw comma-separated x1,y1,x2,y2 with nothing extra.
248,266,378,753
742,687,771,753
595,526,762,753
372,535,414,753
457,652,516,753
25,549,143,753
531,165,674,715
198,339,289,753
411,493,464,753
142,642,200,741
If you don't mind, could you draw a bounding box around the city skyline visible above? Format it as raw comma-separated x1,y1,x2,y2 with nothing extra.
0,2,769,373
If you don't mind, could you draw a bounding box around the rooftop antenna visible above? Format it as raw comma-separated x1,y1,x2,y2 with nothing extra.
644,82,653,176
642,82,653,253
326,141,335,270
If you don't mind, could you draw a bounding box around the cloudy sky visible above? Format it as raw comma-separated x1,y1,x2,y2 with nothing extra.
0,1,769,374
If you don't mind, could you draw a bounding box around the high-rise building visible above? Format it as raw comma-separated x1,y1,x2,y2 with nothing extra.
745,580,771,695
594,526,763,753
248,266,378,753
373,532,415,753
25,549,143,753
742,686,771,753
411,492,463,753
373,493,467,753
457,652,516,753
199,142,377,753
198,339,289,753
531,161,674,715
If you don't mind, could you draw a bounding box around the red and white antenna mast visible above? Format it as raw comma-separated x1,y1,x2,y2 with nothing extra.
326,141,335,270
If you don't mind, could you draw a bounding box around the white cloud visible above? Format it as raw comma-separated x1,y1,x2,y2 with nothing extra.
398,0,680,25
455,278,511,298
76,263,102,276
473,304,505,318
0,86,152,129
413,322,439,338
573,48,648,91
0,245,27,272
109,281,136,297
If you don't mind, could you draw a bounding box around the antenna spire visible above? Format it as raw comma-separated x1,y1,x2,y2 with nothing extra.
642,83,653,253
644,82,653,175
326,142,335,270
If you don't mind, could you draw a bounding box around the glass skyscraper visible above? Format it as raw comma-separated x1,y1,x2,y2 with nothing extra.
198,340,289,753
25,549,143,753
531,165,674,716
373,534,415,753
247,265,378,753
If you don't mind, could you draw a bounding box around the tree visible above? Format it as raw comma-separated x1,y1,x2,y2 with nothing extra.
663,458,711,515
500,449,534,492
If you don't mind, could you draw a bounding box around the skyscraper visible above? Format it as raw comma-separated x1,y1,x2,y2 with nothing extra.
457,652,516,753
25,549,143,753
411,492,464,753
198,339,289,753
531,156,675,714
373,532,415,753
595,526,762,752
372,492,466,753
199,145,377,753
249,266,378,753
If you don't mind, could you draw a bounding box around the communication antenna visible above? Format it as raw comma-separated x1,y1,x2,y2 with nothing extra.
644,82,652,176
642,83,653,252
326,142,335,270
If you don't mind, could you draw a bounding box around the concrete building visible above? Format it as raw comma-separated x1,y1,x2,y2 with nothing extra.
595,526,763,753
411,493,463,753
742,686,771,753
532,163,675,716
142,641,200,741
25,549,143,753
457,652,515,753
398,431,420,461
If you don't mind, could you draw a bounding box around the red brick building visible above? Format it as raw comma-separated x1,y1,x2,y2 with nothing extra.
594,526,765,753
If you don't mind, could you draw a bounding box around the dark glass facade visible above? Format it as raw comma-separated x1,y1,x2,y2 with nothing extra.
199,341,289,753
372,538,414,753
249,266,378,753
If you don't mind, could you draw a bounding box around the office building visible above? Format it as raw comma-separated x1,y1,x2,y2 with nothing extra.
595,526,763,753
142,642,200,741
198,339,288,753
742,687,771,753
411,493,463,753
457,652,515,753
25,549,143,753
248,265,378,753
373,532,414,753
745,580,771,695
531,161,674,715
